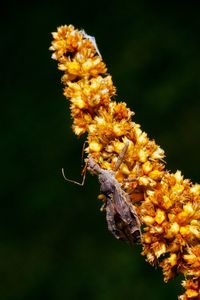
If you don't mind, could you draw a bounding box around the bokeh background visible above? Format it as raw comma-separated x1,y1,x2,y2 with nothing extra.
1,1,200,299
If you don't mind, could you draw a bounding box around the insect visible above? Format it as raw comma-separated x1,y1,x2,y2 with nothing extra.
81,29,102,57
87,143,141,245
62,142,141,245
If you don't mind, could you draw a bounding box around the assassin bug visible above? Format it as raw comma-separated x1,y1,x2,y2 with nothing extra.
87,142,141,245
62,142,141,245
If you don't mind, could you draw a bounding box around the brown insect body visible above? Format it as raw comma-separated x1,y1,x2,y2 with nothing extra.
87,157,141,245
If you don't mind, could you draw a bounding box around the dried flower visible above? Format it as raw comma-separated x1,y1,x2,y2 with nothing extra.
50,25,200,299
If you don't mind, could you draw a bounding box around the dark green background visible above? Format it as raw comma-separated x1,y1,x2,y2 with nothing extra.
1,1,200,299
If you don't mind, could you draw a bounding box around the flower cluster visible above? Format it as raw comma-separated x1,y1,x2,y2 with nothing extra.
50,25,200,299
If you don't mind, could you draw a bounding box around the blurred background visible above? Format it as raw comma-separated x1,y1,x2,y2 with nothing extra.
1,1,200,299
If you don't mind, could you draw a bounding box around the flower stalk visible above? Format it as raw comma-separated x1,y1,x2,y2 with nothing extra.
50,25,200,299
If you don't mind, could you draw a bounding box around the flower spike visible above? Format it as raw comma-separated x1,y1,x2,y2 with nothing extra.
50,25,200,299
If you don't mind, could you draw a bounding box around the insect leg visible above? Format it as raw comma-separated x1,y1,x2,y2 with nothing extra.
62,166,87,186
114,141,129,171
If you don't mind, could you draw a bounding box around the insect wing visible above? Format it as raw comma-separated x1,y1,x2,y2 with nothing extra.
113,187,132,224
105,197,121,240
113,187,141,244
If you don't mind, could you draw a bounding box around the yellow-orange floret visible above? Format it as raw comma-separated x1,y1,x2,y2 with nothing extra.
179,278,200,299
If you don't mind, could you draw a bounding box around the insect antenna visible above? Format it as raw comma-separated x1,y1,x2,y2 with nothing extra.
81,140,88,167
